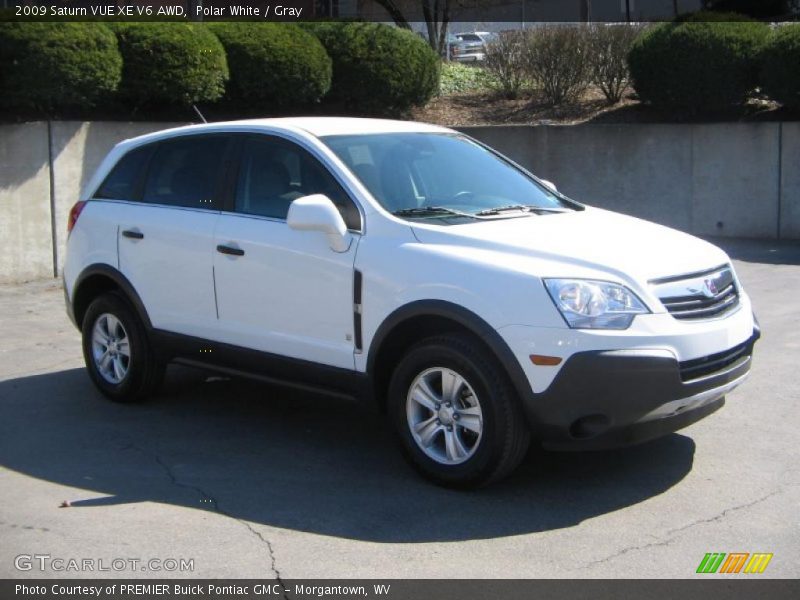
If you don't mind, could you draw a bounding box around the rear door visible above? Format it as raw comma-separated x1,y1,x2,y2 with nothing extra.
115,134,232,339
212,134,361,369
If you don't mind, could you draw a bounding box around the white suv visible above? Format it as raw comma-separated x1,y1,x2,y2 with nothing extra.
64,118,759,487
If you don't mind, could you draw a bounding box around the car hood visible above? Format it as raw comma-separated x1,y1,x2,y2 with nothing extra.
411,207,730,282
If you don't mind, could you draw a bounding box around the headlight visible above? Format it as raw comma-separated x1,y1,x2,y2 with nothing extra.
544,278,649,330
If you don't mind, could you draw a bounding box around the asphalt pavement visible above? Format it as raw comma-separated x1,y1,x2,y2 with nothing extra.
0,238,798,579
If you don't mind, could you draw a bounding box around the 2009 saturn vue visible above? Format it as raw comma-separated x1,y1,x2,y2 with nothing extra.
63,118,759,487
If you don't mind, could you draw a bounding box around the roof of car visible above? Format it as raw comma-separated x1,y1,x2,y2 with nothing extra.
253,117,453,137
121,117,453,146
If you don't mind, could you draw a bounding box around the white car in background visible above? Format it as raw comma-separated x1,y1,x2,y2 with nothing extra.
63,117,759,487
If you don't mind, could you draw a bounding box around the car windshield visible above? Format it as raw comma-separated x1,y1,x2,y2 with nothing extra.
457,34,482,42
321,132,573,221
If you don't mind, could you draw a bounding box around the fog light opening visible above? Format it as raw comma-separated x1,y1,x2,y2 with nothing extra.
569,414,611,439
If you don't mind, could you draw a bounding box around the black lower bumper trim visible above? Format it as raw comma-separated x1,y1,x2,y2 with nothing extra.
524,330,758,450
542,397,725,451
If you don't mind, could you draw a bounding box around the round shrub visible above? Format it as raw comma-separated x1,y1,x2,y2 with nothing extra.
211,23,331,109
0,22,121,111
305,22,440,114
628,20,769,112
113,23,228,107
761,25,800,109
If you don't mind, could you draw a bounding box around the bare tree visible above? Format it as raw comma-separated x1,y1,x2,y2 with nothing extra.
421,0,451,56
368,0,412,29
369,0,452,54
587,23,646,104
484,31,528,99
523,25,591,106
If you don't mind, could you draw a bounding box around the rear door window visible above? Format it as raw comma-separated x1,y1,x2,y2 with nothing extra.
142,136,230,209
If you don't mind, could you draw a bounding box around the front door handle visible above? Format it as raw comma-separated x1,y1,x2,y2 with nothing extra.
216,244,245,257
121,229,144,240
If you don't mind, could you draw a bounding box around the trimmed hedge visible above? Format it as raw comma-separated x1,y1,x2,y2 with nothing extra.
761,25,800,110
305,22,440,114
0,22,121,111
628,20,769,112
210,23,331,108
112,23,228,107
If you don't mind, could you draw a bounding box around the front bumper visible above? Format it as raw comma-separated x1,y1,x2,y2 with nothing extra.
522,327,759,450
452,53,486,62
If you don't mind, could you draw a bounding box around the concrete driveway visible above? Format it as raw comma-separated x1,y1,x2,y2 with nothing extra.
1,239,798,579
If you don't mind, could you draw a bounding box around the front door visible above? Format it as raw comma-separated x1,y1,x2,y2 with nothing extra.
212,135,361,370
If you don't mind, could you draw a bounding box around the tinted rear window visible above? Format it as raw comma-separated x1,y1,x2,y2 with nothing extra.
142,136,229,209
94,146,151,201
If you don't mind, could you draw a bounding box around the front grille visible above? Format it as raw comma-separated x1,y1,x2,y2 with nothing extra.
679,339,753,382
652,265,740,321
661,284,739,319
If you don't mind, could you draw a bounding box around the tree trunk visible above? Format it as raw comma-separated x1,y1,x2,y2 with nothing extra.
579,0,589,22
422,0,450,54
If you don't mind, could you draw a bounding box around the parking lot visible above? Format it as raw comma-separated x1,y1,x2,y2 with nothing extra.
0,238,798,579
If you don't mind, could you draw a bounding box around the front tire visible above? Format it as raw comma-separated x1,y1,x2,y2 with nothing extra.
388,333,530,488
81,292,163,403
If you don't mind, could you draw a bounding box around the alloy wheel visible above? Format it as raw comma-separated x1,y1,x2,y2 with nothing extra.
405,367,484,465
91,313,131,384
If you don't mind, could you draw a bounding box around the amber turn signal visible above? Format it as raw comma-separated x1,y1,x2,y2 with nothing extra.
529,355,563,366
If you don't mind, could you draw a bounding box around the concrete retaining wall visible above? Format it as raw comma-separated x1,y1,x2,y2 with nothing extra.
0,122,53,283
781,122,800,239
0,121,185,283
48,122,187,277
0,120,797,283
459,122,798,240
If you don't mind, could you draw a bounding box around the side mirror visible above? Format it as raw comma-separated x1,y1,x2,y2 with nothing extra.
287,194,351,253
541,180,558,193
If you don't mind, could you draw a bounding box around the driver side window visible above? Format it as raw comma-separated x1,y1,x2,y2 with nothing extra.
234,137,361,230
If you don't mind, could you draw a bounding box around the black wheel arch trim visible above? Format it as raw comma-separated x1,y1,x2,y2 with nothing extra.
71,263,153,331
366,300,533,408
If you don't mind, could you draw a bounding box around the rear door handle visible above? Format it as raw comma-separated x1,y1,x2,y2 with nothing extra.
216,244,245,257
121,229,144,240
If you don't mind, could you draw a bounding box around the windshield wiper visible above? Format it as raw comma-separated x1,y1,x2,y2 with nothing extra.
529,206,570,213
392,206,476,219
475,204,532,216
476,204,568,216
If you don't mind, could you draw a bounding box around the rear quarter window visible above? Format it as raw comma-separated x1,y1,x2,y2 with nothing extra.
93,145,152,201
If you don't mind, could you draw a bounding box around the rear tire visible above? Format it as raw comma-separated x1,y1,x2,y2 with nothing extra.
81,292,163,403
388,333,530,488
